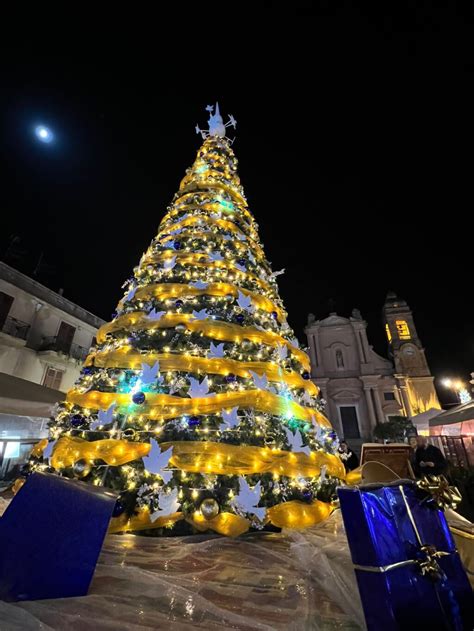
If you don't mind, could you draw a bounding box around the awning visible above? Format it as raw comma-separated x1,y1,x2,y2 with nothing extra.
410,407,443,432
429,400,474,426
0,372,65,418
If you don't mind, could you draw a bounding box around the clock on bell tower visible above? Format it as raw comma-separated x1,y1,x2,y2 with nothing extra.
383,291,440,416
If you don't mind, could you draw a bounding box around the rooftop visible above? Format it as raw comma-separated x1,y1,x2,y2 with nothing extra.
0,262,105,330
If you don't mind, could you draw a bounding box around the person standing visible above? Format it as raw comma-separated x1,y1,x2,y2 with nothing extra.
415,436,447,476
338,441,359,472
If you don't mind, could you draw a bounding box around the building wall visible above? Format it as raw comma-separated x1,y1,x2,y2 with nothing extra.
0,263,105,393
306,312,404,443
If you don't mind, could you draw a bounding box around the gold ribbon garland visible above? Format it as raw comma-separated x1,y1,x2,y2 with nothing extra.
109,510,184,533
156,213,262,256
66,388,330,426
160,440,345,479
130,282,285,321
43,436,345,479
48,436,150,469
143,251,274,294
84,350,317,395
95,313,310,369
187,511,250,537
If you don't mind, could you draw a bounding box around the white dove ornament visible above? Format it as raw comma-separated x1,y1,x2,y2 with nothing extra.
144,441,174,483
90,403,116,430
232,477,266,521
219,406,240,430
208,342,225,358
249,370,269,390
237,291,254,312
284,427,311,456
140,361,161,385
148,309,166,321
150,487,181,522
188,376,215,398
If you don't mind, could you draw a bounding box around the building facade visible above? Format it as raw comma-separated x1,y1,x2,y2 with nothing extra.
0,262,105,393
305,293,440,444
383,291,441,417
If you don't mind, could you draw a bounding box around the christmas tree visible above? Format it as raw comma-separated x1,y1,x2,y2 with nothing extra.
30,104,345,536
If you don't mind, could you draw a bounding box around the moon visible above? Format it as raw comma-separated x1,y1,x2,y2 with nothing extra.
35,125,54,143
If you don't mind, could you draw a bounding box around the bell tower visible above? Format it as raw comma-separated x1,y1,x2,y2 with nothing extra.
383,292,440,416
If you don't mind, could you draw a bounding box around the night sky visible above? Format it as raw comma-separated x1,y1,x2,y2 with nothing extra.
1,6,473,405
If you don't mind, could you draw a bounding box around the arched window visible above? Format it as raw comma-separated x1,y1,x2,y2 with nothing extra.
395,320,411,340
335,349,344,369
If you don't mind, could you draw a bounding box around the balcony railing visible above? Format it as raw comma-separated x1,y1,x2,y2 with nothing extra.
1,316,30,341
39,336,89,362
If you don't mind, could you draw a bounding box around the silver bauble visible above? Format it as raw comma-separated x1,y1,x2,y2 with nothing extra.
199,497,220,520
73,459,91,478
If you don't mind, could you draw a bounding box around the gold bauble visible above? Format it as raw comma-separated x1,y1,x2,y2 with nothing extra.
199,498,220,520
73,459,91,478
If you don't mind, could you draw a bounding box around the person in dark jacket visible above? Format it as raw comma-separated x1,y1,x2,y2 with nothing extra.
338,441,359,472
415,436,447,476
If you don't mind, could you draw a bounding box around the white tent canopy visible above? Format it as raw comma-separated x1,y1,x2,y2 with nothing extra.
410,407,443,433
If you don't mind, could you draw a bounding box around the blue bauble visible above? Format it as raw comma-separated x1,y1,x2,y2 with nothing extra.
302,371,311,380
175,299,184,308
302,491,313,502
70,414,84,428
174,240,182,250
225,374,237,383
187,416,201,427
237,258,246,266
271,311,278,320
235,314,245,324
82,367,93,375
112,500,125,517
132,391,146,405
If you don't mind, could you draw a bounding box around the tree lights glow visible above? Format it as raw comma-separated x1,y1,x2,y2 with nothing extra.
26,109,344,536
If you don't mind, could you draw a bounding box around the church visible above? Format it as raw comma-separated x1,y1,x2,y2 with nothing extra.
304,292,440,445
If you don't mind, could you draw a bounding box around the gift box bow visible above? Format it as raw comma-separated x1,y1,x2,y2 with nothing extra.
416,475,462,512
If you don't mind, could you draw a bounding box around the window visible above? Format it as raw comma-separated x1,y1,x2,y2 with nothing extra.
335,349,344,369
384,392,396,401
385,323,392,343
56,322,76,353
43,366,64,390
395,320,411,340
339,406,360,439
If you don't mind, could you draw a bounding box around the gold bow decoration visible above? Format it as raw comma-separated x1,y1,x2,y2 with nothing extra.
416,475,462,511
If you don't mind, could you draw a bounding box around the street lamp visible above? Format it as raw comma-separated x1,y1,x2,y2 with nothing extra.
441,378,472,404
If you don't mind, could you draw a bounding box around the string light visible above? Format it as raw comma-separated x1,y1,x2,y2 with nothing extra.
29,132,343,537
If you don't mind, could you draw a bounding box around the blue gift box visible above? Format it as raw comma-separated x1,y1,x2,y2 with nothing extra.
338,481,474,631
0,472,117,601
